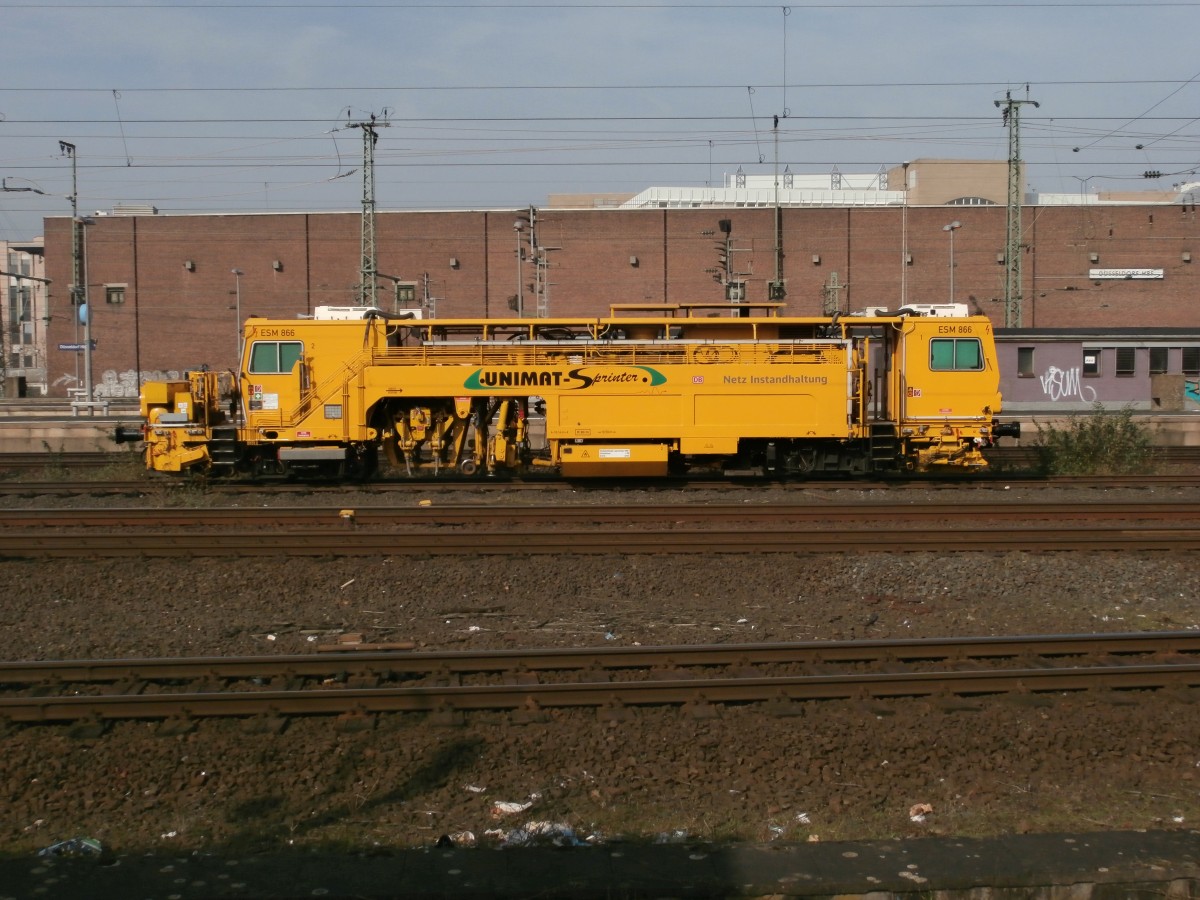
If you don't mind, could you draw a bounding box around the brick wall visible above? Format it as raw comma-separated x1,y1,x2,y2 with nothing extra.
41,203,1200,397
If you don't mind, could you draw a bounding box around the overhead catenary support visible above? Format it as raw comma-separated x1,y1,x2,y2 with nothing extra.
347,113,389,308
60,141,102,413
769,114,786,303
821,272,845,316
60,142,80,389
995,89,1039,327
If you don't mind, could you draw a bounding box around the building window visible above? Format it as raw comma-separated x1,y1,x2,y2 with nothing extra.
929,337,983,371
1082,349,1101,376
1183,347,1200,376
1150,347,1168,374
1115,347,1135,377
395,283,417,306
105,284,126,305
1017,346,1035,377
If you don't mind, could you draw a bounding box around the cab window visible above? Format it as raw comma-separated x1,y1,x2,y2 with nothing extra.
929,337,983,371
249,341,303,374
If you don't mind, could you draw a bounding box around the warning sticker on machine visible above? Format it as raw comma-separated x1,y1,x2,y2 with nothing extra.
249,391,279,411
599,449,632,459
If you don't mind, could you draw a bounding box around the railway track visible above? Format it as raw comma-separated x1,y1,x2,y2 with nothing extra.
6,472,1200,498
6,500,1200,556
3,632,1197,725
6,524,1200,555
0,451,138,470
7,499,1200,528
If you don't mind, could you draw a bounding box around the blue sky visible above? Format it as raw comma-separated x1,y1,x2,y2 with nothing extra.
1,0,1198,240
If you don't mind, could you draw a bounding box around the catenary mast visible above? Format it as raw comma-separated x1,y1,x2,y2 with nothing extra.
995,89,1039,327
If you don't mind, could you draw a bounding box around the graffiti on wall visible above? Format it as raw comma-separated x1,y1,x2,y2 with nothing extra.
53,369,184,399
1039,366,1097,403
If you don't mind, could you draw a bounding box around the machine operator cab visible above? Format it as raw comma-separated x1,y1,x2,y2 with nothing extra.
872,303,1008,453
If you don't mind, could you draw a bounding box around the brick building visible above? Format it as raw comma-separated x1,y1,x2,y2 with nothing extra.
33,164,1200,400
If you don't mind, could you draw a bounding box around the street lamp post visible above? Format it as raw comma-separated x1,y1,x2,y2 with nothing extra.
942,221,962,304
231,269,244,364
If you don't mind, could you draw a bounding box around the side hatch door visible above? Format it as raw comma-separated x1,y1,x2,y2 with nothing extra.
243,339,305,428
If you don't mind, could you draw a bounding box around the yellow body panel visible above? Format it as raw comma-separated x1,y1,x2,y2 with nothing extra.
140,380,176,410
134,308,1011,478
559,443,670,477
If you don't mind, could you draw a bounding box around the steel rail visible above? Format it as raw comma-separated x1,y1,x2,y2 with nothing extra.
0,452,136,470
5,473,1200,497
0,478,565,496
5,524,1200,556
1,632,1196,685
7,500,1200,528
3,661,1199,723
0,446,1197,471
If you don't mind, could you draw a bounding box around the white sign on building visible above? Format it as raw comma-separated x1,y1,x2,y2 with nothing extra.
1088,268,1164,280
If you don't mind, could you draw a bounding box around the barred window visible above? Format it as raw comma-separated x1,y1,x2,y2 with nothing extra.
1183,347,1200,376
1115,347,1135,377
1150,347,1168,374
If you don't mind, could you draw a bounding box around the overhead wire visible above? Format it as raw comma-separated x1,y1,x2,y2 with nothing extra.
1071,68,1200,152
5,1,1200,7
2,78,1200,93
3,79,1198,235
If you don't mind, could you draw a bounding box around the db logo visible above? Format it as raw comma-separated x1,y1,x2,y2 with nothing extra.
906,386,922,398
692,376,704,384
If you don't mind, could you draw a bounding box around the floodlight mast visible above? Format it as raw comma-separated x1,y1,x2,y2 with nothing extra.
943,221,962,303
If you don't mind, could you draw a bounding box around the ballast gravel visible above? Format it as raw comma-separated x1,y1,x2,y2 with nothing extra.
0,482,1197,855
